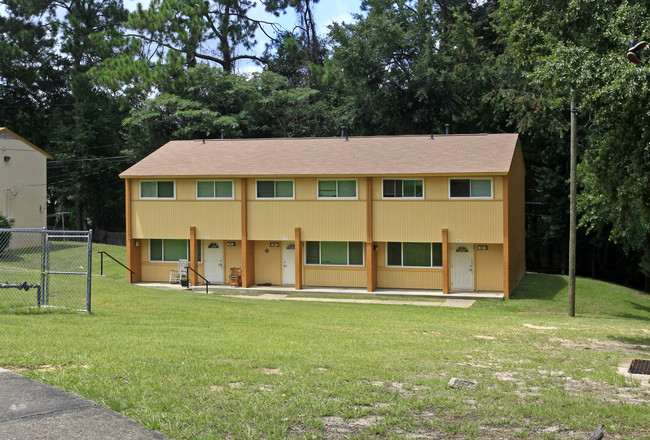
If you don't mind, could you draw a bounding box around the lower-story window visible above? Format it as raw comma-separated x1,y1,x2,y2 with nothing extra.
150,239,202,262
387,242,442,267
306,241,364,266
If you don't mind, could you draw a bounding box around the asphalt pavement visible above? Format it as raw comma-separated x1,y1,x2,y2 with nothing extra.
0,368,169,440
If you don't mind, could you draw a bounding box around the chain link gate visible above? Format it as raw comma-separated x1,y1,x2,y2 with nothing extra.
0,229,92,313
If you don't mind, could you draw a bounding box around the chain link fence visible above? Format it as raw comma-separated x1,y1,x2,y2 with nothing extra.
0,229,92,313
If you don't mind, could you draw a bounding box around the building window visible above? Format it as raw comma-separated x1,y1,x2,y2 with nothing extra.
305,241,364,266
150,239,202,262
387,242,442,268
197,180,234,199
256,180,294,199
449,179,492,199
140,181,175,199
382,179,423,198
317,180,357,199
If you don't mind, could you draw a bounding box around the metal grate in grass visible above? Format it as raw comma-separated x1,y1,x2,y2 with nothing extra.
629,359,650,375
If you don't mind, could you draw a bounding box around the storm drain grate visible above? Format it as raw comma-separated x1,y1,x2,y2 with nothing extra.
629,359,650,375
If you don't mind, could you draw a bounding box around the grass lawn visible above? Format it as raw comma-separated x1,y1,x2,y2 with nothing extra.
1,243,649,439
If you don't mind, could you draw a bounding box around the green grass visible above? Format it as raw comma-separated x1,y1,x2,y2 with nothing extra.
1,243,649,439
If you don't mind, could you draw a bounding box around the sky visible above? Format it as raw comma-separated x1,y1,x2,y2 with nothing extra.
123,0,364,73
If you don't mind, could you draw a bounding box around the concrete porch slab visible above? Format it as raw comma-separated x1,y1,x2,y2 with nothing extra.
135,282,503,301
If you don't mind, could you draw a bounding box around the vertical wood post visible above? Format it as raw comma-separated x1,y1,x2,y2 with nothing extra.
295,227,302,290
241,178,255,287
241,179,255,287
189,226,198,286
442,228,449,294
125,179,141,283
569,98,578,316
503,176,510,299
366,177,376,292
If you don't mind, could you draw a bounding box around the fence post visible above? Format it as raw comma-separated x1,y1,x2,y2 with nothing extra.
40,228,48,306
86,230,93,313
100,252,104,276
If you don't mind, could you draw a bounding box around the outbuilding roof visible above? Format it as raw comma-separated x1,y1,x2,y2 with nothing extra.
120,133,520,178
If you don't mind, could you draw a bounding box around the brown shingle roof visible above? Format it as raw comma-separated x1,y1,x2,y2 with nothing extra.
119,133,520,178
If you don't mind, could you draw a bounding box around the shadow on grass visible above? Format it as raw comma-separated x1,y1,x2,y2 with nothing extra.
510,273,567,300
609,335,650,348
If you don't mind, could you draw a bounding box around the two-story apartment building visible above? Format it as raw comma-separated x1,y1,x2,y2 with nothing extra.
120,134,525,298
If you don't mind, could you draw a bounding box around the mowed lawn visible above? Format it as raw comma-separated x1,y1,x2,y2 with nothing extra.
1,244,649,439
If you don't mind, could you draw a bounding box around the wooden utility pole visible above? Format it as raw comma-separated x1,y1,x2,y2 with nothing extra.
569,98,578,317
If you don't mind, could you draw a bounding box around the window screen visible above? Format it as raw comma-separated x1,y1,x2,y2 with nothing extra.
318,181,337,197
387,242,402,266
306,242,320,264
257,181,275,198
470,179,491,197
321,242,347,265
403,242,431,267
349,242,364,265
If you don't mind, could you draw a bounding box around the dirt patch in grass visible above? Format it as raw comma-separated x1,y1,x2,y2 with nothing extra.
547,337,650,356
5,363,90,372
320,415,385,439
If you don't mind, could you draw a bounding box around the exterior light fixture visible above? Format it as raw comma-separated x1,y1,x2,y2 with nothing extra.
3,156,10,162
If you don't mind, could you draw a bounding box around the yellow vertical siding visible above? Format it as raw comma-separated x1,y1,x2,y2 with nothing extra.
248,201,365,241
254,241,282,285
475,244,504,291
303,267,366,287
132,201,241,239
508,146,526,293
295,178,316,200
224,241,242,276
373,201,503,243
377,269,443,290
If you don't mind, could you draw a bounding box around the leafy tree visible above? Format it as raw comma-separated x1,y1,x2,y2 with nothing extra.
125,0,285,72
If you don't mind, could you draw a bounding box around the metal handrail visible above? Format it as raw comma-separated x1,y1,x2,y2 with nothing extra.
185,265,211,294
98,251,135,283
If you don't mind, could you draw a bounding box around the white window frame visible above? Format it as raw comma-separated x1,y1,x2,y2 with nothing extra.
386,242,443,268
316,179,358,200
196,180,235,200
140,180,176,200
448,178,493,200
149,239,203,263
304,241,365,267
255,179,295,200
381,178,425,199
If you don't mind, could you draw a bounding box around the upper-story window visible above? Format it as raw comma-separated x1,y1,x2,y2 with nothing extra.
140,180,175,199
382,179,424,199
449,178,492,199
197,180,234,199
256,180,294,199
317,180,357,199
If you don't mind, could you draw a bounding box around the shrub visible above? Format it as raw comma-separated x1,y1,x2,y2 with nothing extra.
0,214,11,254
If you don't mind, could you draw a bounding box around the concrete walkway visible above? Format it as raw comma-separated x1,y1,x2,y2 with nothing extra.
0,369,169,440
228,293,475,308
137,282,501,303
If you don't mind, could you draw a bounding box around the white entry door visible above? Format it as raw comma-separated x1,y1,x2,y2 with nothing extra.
282,242,295,286
204,241,224,284
451,244,473,291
